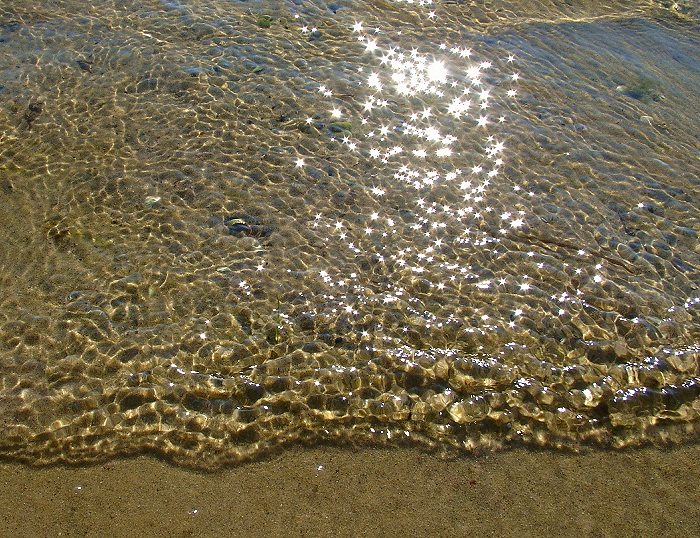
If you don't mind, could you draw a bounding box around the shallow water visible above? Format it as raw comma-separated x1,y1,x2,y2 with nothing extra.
0,0,698,467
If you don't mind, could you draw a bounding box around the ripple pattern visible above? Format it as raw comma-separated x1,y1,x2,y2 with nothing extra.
0,0,698,467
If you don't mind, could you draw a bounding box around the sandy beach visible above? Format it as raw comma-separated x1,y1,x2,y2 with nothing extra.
0,2,698,536
1,444,698,537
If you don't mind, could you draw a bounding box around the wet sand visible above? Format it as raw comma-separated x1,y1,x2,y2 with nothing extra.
1,444,698,537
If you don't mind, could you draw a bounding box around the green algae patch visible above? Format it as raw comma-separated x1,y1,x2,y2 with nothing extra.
256,15,273,29
617,75,664,102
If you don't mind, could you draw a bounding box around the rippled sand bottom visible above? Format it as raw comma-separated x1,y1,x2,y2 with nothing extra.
1,0,699,469
2,445,699,537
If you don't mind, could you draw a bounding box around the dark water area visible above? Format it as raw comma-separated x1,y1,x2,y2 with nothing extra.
0,0,698,468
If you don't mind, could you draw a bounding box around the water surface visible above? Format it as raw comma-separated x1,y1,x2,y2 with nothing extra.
0,0,698,467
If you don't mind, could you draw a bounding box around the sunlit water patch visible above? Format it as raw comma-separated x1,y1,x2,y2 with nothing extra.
0,0,698,467
295,23,534,337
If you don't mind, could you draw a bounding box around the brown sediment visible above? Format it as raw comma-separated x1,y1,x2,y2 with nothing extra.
1,445,698,537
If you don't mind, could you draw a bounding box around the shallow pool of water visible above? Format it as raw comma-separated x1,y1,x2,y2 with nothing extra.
0,0,698,467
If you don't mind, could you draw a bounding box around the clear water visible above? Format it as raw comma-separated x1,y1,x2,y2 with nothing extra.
0,0,698,467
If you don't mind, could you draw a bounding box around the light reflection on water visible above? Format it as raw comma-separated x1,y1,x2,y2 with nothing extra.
0,0,697,467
